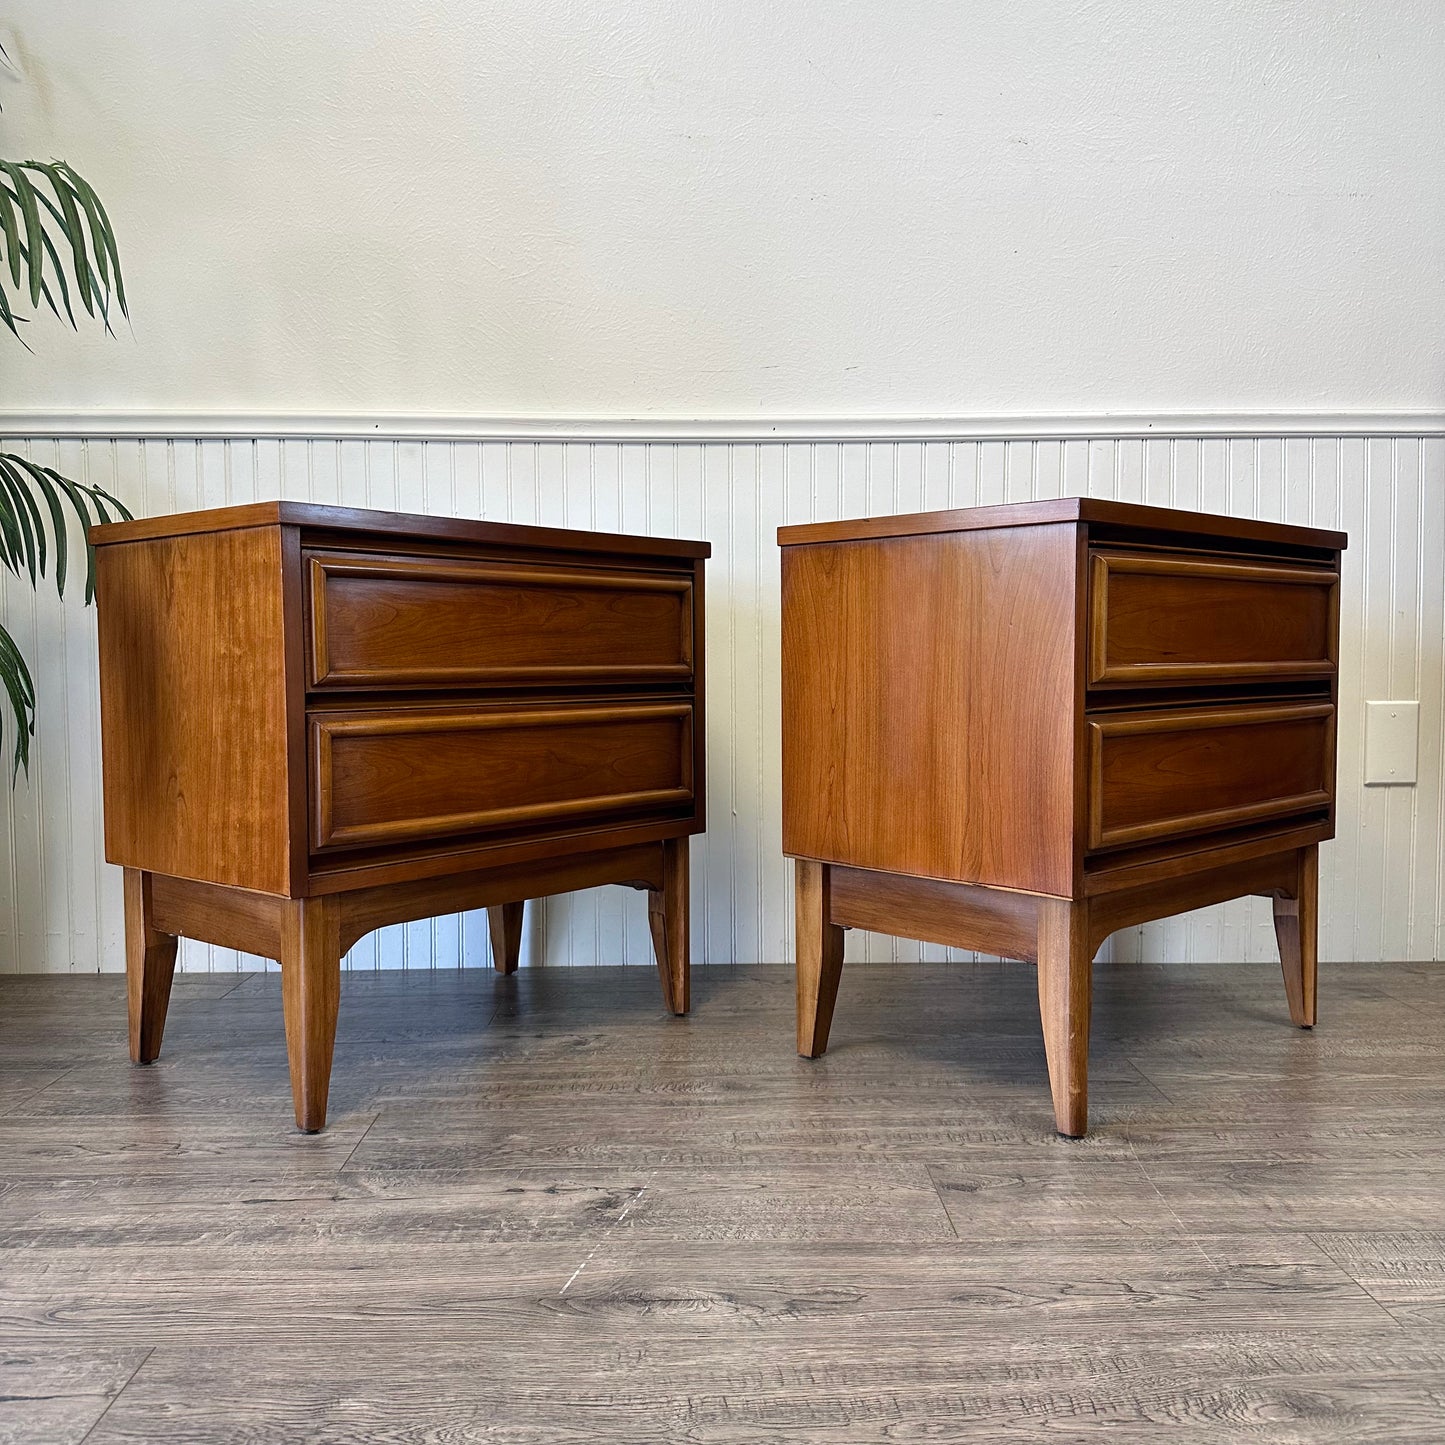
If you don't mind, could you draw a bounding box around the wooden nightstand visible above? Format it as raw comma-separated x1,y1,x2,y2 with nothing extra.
778,499,1345,1137
93,503,708,1131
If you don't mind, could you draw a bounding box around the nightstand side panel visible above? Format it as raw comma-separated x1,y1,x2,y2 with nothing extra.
781,522,1079,896
96,525,295,894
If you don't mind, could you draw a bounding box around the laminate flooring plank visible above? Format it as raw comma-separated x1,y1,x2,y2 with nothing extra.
343,1096,1161,1169
1310,1233,1445,1329
0,1114,375,1177
0,1238,1398,1353
80,1332,1445,1443
0,1347,149,1445
0,1164,955,1248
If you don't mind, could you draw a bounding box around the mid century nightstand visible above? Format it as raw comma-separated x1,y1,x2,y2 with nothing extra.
779,499,1345,1136
93,503,708,1131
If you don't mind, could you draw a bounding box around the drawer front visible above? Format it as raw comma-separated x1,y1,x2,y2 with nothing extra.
307,551,694,689
1087,702,1334,851
1088,551,1338,686
310,702,694,851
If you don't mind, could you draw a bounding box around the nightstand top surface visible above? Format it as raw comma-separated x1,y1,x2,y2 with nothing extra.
90,500,711,559
777,497,1346,552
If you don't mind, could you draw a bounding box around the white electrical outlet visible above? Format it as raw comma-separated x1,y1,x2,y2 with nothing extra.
1363,701,1419,786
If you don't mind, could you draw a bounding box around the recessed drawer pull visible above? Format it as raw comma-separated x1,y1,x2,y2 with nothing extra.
1087,702,1336,851
307,551,694,689
310,702,695,851
1089,551,1339,686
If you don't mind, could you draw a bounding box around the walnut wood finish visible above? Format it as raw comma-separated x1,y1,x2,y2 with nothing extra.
310,702,694,851
1087,551,1338,686
647,837,691,1016
123,868,178,1065
1036,898,1092,1138
93,504,709,1131
306,552,694,689
782,524,1079,895
487,902,525,975
795,859,845,1059
280,896,342,1134
96,529,299,896
780,499,1345,1136
1086,702,1335,850
1272,843,1319,1028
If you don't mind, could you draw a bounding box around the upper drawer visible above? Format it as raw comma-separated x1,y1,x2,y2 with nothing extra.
306,551,695,689
310,701,695,851
1088,551,1338,687
1087,701,1335,851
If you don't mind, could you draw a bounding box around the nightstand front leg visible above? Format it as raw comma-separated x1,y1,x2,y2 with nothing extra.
280,896,342,1133
488,901,525,974
1036,898,1093,1138
1273,844,1318,1029
795,859,845,1058
124,869,179,1064
648,837,690,1015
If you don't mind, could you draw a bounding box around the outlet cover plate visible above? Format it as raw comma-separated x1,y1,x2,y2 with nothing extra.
1364,700,1419,786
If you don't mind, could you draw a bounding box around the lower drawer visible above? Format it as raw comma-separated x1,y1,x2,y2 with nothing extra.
1087,702,1334,851
310,701,694,851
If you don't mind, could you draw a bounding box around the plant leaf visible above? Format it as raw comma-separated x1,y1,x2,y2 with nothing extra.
59,163,125,316
0,178,21,289
30,164,96,320
0,162,44,307
0,621,37,780
0,461,43,583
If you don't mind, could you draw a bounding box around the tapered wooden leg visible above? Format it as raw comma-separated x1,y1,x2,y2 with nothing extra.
647,837,689,1015
796,859,845,1058
124,868,178,1064
1036,898,1092,1138
279,896,342,1133
488,901,525,974
1273,844,1318,1029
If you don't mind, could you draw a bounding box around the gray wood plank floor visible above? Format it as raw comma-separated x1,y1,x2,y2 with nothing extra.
2,958,1444,1442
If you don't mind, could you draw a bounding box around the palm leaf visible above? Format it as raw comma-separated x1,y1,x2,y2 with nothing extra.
1,96,130,780
0,622,37,780
0,159,125,329
0,462,44,583
0,455,130,771
0,163,45,307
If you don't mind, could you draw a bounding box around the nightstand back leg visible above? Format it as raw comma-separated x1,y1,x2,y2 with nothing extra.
1036,898,1093,1137
124,868,179,1064
795,859,846,1058
1273,844,1319,1029
648,837,690,1015
488,902,525,974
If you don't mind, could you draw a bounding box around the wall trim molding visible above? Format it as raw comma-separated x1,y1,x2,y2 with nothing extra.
2,410,1443,443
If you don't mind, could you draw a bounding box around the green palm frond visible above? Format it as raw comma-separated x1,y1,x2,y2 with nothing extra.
2,50,132,782
0,158,126,340
0,454,131,778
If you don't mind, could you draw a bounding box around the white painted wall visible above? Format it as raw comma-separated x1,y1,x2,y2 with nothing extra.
2,428,1441,972
2,8,1442,971
3,2,1444,416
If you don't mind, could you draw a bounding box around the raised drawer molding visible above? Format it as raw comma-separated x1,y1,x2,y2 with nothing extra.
779,497,1345,1137
92,502,709,1131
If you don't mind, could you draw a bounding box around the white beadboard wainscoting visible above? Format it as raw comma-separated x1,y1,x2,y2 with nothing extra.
1,423,1441,973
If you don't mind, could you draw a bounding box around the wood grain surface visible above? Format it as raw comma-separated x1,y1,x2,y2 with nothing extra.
781,524,1079,894
2,959,1441,1441
96,527,297,894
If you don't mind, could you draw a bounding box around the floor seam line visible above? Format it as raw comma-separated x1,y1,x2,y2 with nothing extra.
77,1345,155,1444
558,1163,664,1296
1125,1135,1218,1269
922,1162,961,1240
336,1111,382,1173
